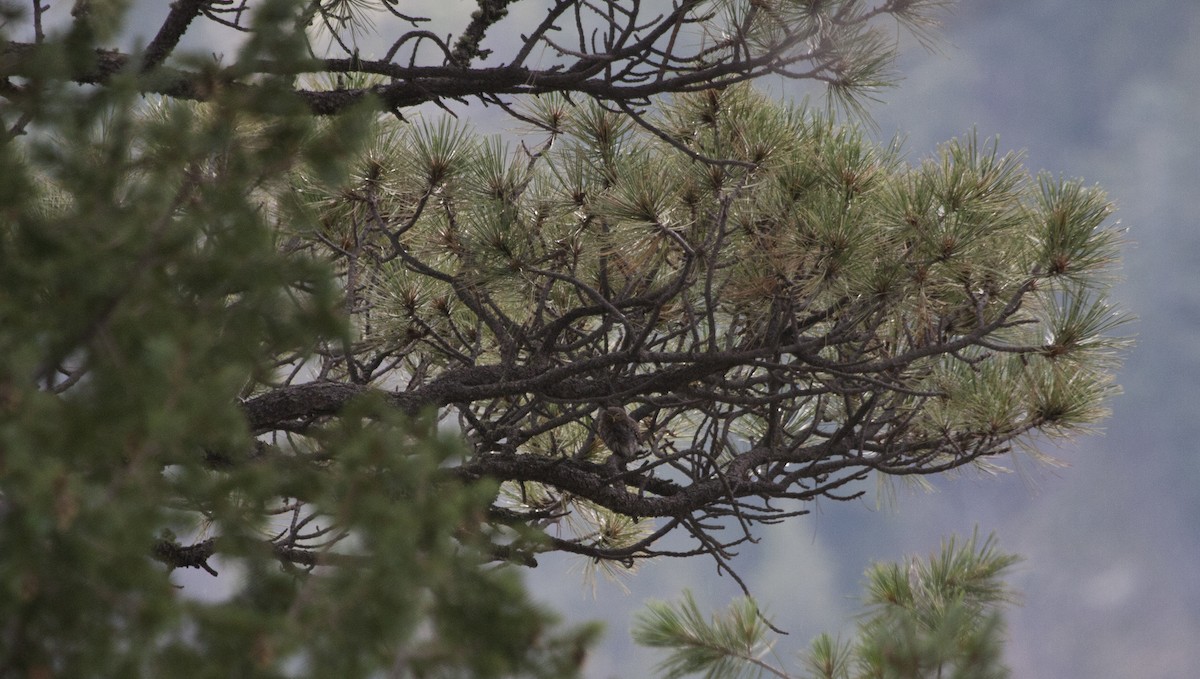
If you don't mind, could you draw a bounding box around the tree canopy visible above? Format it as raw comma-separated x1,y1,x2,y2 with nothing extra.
240,83,1127,576
0,0,1127,676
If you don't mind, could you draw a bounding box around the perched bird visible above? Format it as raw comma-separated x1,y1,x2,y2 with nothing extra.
595,406,642,465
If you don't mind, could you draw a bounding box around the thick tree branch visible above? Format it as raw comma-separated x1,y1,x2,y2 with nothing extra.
450,0,521,66
0,0,897,115
141,0,210,72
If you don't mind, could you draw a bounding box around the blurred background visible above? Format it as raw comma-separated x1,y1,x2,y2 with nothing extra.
117,0,1200,675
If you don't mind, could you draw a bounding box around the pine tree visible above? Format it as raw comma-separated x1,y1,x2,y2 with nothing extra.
0,1,1126,676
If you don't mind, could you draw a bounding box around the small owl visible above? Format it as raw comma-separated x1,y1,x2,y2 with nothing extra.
595,406,642,464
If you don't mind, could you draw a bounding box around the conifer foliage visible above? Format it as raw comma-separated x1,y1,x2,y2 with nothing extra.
0,0,1125,676
273,85,1126,572
635,532,1019,678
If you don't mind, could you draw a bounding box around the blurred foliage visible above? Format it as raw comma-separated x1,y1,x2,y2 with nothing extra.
0,1,598,676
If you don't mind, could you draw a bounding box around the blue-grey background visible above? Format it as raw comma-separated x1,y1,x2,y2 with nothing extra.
113,0,1200,676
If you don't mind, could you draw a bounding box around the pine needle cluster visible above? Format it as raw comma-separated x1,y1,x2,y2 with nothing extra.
635,532,1019,679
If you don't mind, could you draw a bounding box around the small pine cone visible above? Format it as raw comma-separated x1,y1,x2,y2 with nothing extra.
595,406,642,463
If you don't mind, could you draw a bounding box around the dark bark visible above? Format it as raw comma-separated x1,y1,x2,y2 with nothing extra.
0,0,895,115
